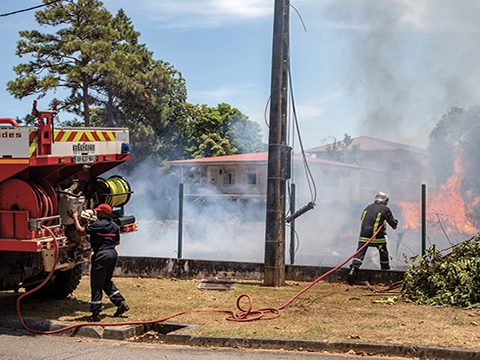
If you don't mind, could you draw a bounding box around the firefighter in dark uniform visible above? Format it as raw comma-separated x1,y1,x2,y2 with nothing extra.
69,204,130,322
347,192,398,285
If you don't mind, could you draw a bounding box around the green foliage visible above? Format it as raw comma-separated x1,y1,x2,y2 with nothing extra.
183,103,233,158
402,236,480,307
156,102,200,162
116,59,187,167
175,103,265,160
317,134,362,165
191,133,237,158
226,111,266,154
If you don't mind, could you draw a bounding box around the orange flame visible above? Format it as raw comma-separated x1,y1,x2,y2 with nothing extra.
398,155,479,234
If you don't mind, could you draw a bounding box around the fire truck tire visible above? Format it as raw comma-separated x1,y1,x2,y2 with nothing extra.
27,265,83,299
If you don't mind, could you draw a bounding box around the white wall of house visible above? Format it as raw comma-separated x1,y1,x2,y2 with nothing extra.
206,164,267,196
293,162,372,204
174,160,375,204
178,162,268,199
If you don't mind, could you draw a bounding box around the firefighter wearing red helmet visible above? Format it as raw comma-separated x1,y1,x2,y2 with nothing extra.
69,204,130,322
347,192,399,285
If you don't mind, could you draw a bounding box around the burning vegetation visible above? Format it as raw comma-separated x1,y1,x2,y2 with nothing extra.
398,155,479,235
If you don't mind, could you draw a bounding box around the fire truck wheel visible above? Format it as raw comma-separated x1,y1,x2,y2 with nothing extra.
26,265,83,299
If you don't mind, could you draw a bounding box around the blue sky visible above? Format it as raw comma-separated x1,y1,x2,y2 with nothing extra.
2,0,480,151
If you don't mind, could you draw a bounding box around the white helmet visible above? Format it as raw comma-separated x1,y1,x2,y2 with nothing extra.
375,191,389,205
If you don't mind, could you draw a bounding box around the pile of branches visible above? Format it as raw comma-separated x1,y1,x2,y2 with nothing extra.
402,234,480,307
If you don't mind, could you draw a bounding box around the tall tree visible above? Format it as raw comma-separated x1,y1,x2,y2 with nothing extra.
121,60,188,166
7,0,149,127
224,109,266,154
181,103,265,159
191,133,237,158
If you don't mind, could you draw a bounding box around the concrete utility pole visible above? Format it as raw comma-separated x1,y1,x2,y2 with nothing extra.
264,0,289,287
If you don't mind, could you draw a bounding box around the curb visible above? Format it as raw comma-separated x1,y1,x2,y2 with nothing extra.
0,317,143,340
2,317,479,359
165,334,480,359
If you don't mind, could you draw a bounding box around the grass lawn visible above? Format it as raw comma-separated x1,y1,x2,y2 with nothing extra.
1,276,479,349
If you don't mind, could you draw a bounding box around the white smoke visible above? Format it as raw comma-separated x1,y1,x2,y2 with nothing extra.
109,159,424,270
319,0,480,147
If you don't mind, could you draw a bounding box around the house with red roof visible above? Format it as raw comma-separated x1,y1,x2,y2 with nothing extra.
306,136,430,202
169,152,379,204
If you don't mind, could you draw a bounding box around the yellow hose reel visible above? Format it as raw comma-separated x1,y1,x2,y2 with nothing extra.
96,175,132,208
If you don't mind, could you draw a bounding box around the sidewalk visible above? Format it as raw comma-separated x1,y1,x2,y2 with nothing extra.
1,316,479,360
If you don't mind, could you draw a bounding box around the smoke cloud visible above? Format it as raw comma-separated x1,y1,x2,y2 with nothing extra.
321,0,480,146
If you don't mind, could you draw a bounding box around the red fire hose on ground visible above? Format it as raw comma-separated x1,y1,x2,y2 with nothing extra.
17,225,383,334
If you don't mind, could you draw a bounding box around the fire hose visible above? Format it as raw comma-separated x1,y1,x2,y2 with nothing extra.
17,225,383,334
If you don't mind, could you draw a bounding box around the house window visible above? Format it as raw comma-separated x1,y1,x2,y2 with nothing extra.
223,169,236,185
245,171,257,185
323,170,340,187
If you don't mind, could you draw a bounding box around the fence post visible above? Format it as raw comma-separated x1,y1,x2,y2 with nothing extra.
178,183,184,259
421,183,426,256
290,183,296,264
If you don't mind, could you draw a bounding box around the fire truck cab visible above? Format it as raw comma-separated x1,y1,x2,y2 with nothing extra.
0,102,136,298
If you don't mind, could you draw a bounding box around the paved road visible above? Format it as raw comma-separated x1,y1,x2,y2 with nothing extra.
0,331,406,360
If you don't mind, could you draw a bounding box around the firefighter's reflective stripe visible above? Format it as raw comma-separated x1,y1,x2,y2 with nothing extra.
359,211,385,243
109,290,120,299
98,233,116,237
90,301,102,305
359,237,386,244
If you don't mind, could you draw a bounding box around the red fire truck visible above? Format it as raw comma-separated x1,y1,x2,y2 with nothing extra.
0,102,136,298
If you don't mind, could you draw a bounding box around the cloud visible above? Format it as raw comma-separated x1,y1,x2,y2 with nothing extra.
106,0,274,29
292,90,345,121
296,104,325,120
189,83,260,106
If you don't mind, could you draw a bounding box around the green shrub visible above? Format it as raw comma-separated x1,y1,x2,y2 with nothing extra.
402,235,480,307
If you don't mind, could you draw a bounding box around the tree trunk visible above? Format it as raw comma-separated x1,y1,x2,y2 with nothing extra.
82,75,90,127
106,88,115,127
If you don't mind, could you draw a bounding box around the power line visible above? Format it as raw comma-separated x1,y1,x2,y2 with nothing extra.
0,0,63,18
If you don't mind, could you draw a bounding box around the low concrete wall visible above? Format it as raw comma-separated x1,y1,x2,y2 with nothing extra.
101,256,405,285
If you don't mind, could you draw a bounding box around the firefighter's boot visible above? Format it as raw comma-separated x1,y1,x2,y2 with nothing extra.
347,267,358,286
113,301,130,317
89,312,101,322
